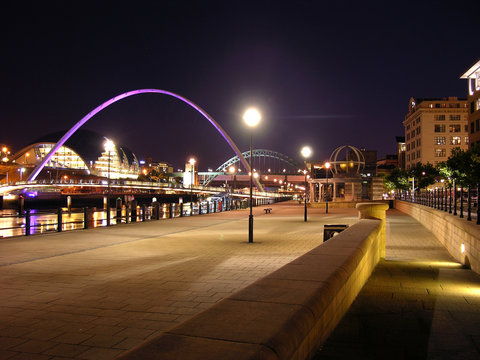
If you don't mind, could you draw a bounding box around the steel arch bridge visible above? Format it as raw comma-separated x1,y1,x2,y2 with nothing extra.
202,149,301,185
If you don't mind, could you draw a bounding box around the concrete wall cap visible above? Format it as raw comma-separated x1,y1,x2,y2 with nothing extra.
356,202,389,211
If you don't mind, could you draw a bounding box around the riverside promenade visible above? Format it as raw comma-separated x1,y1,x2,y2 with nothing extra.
1,202,480,359
0,202,357,360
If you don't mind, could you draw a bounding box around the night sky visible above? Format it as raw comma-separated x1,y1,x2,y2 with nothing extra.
1,0,478,170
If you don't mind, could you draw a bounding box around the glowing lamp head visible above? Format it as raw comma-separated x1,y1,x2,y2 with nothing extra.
325,162,331,169
189,157,196,166
243,108,261,127
104,139,115,153
301,146,312,159
229,166,235,173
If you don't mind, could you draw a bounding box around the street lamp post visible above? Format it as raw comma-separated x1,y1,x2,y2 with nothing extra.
301,146,312,222
104,140,115,226
243,108,261,243
325,162,331,214
189,158,196,216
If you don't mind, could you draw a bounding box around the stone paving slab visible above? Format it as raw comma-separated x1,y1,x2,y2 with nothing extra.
0,202,357,360
313,209,480,360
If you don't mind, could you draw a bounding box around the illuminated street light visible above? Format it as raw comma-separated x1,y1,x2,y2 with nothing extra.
243,107,261,243
229,165,237,193
104,140,115,226
188,157,196,215
301,146,312,222
325,162,331,214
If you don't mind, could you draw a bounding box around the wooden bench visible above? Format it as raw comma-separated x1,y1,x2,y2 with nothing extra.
264,208,272,214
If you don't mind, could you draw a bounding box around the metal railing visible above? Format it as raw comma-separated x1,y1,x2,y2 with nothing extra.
397,186,480,224
0,196,288,238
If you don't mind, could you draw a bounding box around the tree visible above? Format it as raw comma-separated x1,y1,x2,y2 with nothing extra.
408,162,438,190
384,167,409,192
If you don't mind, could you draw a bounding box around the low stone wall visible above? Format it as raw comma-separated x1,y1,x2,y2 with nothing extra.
116,204,387,360
395,200,480,274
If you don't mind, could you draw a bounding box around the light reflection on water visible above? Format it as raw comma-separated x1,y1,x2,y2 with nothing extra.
0,205,176,238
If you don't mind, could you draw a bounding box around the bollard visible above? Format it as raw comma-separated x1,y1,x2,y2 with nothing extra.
116,201,122,224
142,204,147,222
169,203,173,218
126,204,130,223
180,203,184,217
155,202,160,220
106,205,111,226
57,208,63,232
25,210,31,236
84,207,89,229
131,200,137,222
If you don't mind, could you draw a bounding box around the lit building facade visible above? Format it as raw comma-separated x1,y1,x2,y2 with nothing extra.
461,59,480,148
403,97,469,169
11,130,140,180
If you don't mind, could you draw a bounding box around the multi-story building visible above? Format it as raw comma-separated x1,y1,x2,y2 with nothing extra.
403,97,469,169
395,136,406,169
461,59,480,148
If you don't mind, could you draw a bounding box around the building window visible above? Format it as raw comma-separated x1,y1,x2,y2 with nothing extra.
406,124,410,131
476,119,480,132
411,141,415,149
406,144,410,151
429,104,434,108
434,124,446,132
416,127,421,135
450,136,461,145
434,136,446,145
406,133,410,141
449,124,461,132
411,130,415,138
416,150,420,158
465,125,469,132
450,114,461,121
407,154,410,162
416,138,421,146
412,152,416,160
465,136,469,144
472,122,475,134
435,148,446,157
435,115,446,121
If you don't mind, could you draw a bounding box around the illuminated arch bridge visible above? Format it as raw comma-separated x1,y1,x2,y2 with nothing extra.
202,149,301,185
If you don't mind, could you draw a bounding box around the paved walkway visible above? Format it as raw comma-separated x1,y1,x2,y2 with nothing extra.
0,202,357,360
314,209,480,359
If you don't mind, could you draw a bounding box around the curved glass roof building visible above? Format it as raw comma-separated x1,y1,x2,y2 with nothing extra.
12,130,140,180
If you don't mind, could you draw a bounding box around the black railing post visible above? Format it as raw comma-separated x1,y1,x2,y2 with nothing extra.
142,204,147,222
207,201,210,214
126,204,130,223
444,187,448,212
84,207,89,229
477,183,480,225
57,208,63,232
454,184,458,216
460,187,464,218
440,188,443,211
169,203,173,218
25,209,31,236
449,185,452,213
467,185,472,221
180,203,184,217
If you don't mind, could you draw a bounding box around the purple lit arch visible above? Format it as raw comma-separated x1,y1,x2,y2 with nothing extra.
27,89,262,190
